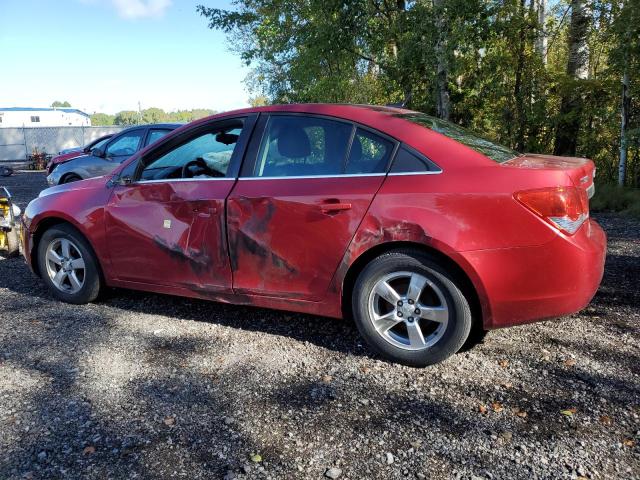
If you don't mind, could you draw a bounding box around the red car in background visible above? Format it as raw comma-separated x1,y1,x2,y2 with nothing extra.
46,134,113,174
20,104,606,366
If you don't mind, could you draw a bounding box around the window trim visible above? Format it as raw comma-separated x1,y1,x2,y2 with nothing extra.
388,144,443,176
132,115,257,183
238,172,387,181
240,112,400,179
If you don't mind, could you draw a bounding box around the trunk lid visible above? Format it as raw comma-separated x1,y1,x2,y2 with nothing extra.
504,154,596,199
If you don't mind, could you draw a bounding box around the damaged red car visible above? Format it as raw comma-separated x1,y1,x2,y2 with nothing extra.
21,104,606,366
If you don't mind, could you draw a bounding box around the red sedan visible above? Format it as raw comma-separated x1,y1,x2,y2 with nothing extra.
21,104,606,366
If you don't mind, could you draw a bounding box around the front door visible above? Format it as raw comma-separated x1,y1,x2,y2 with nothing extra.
228,114,396,300
105,116,255,291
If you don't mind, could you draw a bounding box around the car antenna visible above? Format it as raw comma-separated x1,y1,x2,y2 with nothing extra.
386,92,412,108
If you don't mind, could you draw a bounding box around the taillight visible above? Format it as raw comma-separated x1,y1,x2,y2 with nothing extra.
515,186,589,235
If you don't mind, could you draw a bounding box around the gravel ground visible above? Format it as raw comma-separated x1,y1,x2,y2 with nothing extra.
0,171,638,480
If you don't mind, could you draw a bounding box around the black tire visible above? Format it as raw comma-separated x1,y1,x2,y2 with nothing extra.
352,249,472,367
0,166,13,177
62,174,82,184
37,224,102,304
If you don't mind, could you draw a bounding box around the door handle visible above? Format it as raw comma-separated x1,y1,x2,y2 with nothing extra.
193,207,217,214
191,203,217,215
319,202,352,214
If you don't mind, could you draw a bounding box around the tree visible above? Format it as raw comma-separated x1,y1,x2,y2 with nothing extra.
90,113,115,126
142,107,169,124
114,110,139,126
200,0,639,186
534,0,547,64
433,0,451,119
249,95,269,107
51,100,71,108
554,0,590,156
610,0,640,185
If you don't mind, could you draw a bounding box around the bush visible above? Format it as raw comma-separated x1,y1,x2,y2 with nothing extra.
590,184,640,217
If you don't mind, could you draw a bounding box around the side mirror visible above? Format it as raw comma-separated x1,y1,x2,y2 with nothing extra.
118,175,133,186
92,147,105,158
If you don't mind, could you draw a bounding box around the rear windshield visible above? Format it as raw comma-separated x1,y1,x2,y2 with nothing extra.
398,113,519,163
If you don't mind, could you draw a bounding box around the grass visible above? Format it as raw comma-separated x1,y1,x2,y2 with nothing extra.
590,183,640,217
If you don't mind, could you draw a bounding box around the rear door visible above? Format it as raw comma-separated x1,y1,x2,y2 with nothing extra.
227,113,397,300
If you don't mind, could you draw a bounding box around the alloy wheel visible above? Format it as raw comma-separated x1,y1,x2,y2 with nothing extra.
367,271,449,351
45,238,86,294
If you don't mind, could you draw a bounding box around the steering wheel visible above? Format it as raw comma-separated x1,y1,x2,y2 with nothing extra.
181,158,210,178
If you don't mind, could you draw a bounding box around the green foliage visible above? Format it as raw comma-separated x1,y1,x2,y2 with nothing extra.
91,108,217,126
114,110,139,126
249,95,270,107
90,113,115,126
591,183,640,217
199,0,640,187
51,100,71,107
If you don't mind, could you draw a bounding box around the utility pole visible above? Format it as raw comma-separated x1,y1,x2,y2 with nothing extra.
137,101,142,125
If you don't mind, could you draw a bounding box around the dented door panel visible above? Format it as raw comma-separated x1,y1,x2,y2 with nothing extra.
106,180,234,291
227,176,385,300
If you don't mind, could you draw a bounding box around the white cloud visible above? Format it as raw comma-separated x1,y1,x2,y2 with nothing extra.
111,0,172,19
79,0,173,19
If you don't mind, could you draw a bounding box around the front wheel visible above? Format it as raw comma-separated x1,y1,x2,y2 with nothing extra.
62,174,82,184
352,249,472,367
37,224,102,304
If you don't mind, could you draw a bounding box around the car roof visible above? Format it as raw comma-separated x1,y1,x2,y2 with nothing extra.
117,123,182,133
112,123,181,137
180,104,488,168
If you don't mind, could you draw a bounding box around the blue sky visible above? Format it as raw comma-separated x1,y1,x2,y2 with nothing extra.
0,0,250,114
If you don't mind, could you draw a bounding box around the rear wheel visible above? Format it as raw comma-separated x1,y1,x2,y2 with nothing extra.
62,174,82,184
37,224,101,304
352,249,472,367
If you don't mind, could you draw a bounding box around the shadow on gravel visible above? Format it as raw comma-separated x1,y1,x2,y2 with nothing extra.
0,293,273,478
0,255,373,361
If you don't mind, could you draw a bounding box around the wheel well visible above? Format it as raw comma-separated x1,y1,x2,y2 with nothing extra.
31,218,102,281
341,241,484,331
60,173,81,183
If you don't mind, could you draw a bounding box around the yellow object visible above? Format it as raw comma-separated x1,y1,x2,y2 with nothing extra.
0,187,20,256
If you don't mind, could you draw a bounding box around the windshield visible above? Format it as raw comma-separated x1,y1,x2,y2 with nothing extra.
92,137,110,151
398,113,519,163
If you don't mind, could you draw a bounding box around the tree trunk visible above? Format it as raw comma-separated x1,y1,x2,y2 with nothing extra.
619,60,630,186
553,0,589,156
434,0,450,120
514,0,528,151
535,0,547,64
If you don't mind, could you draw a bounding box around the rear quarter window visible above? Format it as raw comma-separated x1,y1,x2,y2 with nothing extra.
398,113,518,163
390,147,440,173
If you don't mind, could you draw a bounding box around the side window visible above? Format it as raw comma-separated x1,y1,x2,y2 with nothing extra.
345,128,394,174
146,129,171,146
390,146,439,173
106,132,143,157
140,124,243,181
253,115,352,177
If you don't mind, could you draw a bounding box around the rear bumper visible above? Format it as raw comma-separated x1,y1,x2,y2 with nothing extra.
463,219,606,329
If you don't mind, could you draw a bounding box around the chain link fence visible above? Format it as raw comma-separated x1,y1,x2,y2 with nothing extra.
0,126,127,164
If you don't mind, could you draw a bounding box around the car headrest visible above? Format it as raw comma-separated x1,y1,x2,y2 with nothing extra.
276,125,311,159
